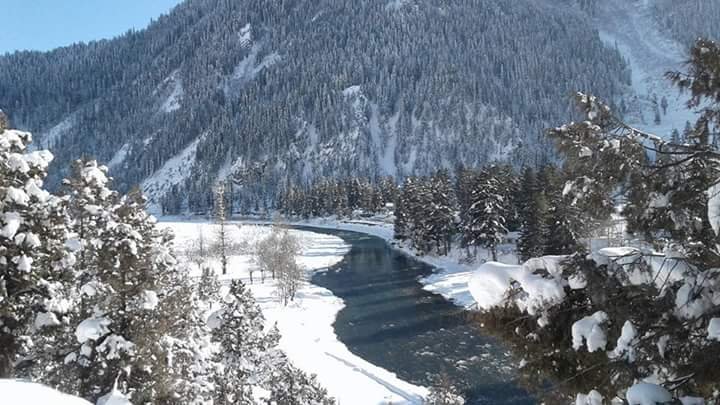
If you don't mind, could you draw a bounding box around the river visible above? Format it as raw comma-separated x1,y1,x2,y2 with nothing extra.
299,226,537,404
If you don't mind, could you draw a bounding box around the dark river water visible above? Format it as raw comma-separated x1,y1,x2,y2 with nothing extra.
299,226,537,404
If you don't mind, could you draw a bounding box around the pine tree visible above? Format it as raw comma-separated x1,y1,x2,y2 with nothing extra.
496,165,521,232
155,267,216,403
394,177,418,242
542,166,585,256
212,280,272,404
378,176,398,211
464,168,507,261
198,265,220,302
426,171,457,255
455,166,478,221
28,159,119,392
533,39,720,399
264,354,335,405
670,128,681,144
0,124,71,378
516,167,549,261
69,190,177,402
456,167,480,255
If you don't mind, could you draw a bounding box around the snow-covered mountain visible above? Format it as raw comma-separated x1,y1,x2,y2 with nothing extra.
0,0,716,214
593,0,700,136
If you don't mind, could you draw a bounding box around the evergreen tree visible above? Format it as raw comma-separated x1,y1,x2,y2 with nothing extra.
455,166,478,223
155,267,216,403
464,168,507,261
29,159,118,392
425,171,457,255
542,166,585,256
212,280,274,404
378,176,399,211
0,123,70,378
496,165,521,232
395,174,457,255
264,353,335,405
670,128,681,144
71,190,176,402
516,167,549,261
395,177,420,242
198,265,220,302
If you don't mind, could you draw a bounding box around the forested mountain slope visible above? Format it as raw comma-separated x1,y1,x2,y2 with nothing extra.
0,0,711,213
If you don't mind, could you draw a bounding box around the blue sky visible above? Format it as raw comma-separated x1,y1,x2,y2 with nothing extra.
0,0,184,54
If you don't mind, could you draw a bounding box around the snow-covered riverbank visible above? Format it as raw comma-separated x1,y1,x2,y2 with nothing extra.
162,221,428,405
285,218,518,309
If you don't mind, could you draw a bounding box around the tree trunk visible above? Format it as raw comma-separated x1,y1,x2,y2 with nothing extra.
0,350,13,379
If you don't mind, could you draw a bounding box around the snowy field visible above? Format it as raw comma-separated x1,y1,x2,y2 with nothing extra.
161,221,429,405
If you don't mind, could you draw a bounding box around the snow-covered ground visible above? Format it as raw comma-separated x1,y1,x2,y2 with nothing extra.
2,379,92,405
162,221,428,405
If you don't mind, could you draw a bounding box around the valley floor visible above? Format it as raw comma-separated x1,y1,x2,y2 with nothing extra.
161,221,429,405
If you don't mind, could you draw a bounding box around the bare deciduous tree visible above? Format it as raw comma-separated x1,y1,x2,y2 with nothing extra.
186,225,208,270
255,230,278,283
254,223,303,305
275,229,303,306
